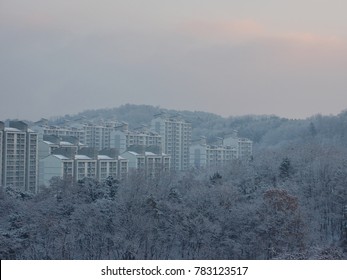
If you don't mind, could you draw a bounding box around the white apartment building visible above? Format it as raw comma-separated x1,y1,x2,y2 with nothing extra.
33,121,162,154
121,151,145,170
190,140,237,169
39,154,121,187
32,125,85,143
190,132,252,169
111,124,162,154
97,155,118,181
237,138,253,159
117,156,128,180
151,113,191,171
39,154,74,186
145,152,171,176
33,122,121,151
121,151,171,177
223,136,253,159
0,124,3,186
0,121,38,193
38,135,86,160
74,155,97,181
83,124,113,150
38,140,60,159
26,129,39,192
1,127,26,189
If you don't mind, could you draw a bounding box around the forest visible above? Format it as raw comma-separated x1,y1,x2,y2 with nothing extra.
1,105,347,259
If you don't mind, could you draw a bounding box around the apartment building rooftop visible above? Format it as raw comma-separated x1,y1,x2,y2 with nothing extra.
75,155,92,160
51,154,70,160
4,127,22,132
97,155,114,160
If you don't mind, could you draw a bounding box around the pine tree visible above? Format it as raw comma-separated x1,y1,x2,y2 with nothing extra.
279,157,293,180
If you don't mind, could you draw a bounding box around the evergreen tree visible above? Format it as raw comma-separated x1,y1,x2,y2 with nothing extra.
279,157,293,180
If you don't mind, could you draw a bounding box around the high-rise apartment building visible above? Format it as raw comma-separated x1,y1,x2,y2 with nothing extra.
0,121,38,193
0,122,4,186
83,124,113,150
151,113,192,171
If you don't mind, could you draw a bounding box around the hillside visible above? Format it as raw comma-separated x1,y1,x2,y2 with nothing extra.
51,104,347,150
1,104,347,260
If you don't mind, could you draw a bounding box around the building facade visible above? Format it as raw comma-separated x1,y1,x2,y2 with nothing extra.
39,153,126,187
0,121,38,193
83,124,113,150
0,123,3,186
121,151,171,177
74,155,97,181
151,113,191,171
111,124,162,154
189,133,252,169
223,135,253,160
32,124,85,143
97,155,118,181
117,156,128,180
39,154,74,186
189,139,238,169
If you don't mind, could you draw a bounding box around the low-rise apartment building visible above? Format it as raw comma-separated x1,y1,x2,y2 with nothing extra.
121,151,170,177
189,132,252,169
39,153,127,187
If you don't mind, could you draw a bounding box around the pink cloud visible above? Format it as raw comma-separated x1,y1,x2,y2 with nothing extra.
280,32,345,48
180,19,266,44
180,19,346,48
179,19,347,69
274,32,347,69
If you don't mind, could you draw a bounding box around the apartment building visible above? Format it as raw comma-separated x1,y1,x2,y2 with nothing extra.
97,155,118,181
189,137,238,168
38,134,86,160
39,154,74,186
0,123,3,186
111,123,162,154
121,151,171,177
74,155,97,181
117,156,128,180
145,152,171,176
32,124,85,143
151,113,191,171
0,121,38,193
39,153,126,187
83,124,111,150
189,131,253,169
223,135,253,160
121,151,145,170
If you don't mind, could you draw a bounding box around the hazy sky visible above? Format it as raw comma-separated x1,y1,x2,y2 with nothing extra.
1,1,347,120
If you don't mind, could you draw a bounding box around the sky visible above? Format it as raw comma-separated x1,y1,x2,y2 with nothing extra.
1,0,347,120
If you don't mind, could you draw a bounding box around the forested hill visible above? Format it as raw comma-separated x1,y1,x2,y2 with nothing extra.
52,104,347,149
1,105,347,260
